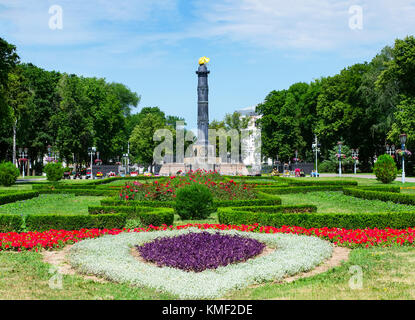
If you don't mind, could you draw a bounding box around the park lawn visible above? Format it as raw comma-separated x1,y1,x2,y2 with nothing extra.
0,251,174,300
226,246,415,300
0,194,104,216
278,191,415,213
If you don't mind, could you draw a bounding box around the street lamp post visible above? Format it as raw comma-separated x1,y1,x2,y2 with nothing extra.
18,147,28,178
311,135,321,177
386,144,396,156
88,147,97,179
400,134,407,184
337,141,343,177
351,148,359,175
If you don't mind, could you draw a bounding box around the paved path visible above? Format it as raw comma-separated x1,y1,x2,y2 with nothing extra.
16,178,47,183
319,173,415,182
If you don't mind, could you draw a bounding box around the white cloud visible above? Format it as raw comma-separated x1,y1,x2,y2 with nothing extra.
0,0,414,52
191,0,415,51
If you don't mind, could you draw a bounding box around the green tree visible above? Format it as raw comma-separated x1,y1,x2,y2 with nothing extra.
129,112,167,172
6,65,33,165
0,38,19,161
377,36,415,97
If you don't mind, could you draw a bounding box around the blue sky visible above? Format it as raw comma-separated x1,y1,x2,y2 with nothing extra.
1,0,415,130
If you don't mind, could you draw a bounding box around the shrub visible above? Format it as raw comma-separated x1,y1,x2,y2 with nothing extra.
0,162,20,187
373,154,397,184
0,191,40,205
318,160,336,173
174,183,215,220
138,209,174,226
43,162,65,182
25,213,127,231
0,215,24,232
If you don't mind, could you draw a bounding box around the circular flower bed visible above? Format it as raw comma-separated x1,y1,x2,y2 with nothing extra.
69,228,333,299
137,231,266,272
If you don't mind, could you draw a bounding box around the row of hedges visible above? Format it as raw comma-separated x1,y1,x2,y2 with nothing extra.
88,206,174,226
343,188,415,205
0,213,127,232
274,177,358,186
0,215,24,232
257,186,344,195
358,185,401,193
217,207,415,229
0,191,40,205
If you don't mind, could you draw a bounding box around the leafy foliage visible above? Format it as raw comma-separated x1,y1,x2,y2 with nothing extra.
174,183,215,220
0,161,20,186
373,154,397,184
43,162,65,182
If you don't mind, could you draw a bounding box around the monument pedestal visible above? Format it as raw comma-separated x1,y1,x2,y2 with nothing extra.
158,58,250,176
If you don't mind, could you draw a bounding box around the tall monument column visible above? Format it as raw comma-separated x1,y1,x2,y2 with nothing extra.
196,57,210,146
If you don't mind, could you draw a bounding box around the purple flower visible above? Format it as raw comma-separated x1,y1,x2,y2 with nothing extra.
136,232,266,272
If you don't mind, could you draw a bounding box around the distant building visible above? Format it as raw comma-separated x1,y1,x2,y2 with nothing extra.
237,106,272,168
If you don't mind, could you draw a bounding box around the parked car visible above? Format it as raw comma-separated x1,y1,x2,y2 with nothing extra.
107,171,116,177
130,171,138,177
96,171,103,178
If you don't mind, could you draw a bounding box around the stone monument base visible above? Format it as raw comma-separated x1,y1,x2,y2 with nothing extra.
159,161,249,176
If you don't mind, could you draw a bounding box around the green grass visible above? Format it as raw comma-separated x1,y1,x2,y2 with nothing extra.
226,246,415,300
0,251,174,299
0,194,104,216
279,191,415,213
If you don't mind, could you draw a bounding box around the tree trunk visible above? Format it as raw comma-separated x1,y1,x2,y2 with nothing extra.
12,119,17,166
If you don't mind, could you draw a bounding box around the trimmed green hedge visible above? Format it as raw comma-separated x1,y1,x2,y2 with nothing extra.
257,186,344,194
274,177,358,186
88,205,174,226
218,207,415,229
357,185,401,193
25,213,127,231
0,215,24,232
0,191,40,205
344,188,415,205
138,209,174,226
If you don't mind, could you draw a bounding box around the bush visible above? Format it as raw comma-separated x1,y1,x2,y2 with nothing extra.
0,215,24,232
25,213,127,231
0,191,40,205
318,160,336,173
0,162,20,186
174,183,215,220
43,162,65,182
138,210,174,226
373,154,397,184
